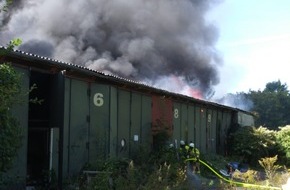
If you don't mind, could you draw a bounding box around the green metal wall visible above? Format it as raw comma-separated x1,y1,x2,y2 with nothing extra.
63,78,89,176
206,108,212,153
173,103,195,144
112,89,152,158
187,105,195,144
223,111,232,156
205,108,218,154
110,87,118,157
215,110,233,155
130,93,142,156
62,78,70,177
140,95,152,150
51,128,59,177
173,103,181,142
180,104,188,142
216,110,223,154
90,84,111,160
172,103,181,143
208,109,217,154
117,90,131,158
238,111,255,127
195,106,201,149
199,106,207,153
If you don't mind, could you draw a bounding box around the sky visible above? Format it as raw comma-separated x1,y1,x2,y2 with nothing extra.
209,0,290,98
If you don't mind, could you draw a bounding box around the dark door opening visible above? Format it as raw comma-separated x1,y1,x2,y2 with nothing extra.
27,71,51,185
27,128,50,184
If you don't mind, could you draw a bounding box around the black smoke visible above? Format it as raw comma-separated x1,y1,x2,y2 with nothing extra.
19,39,54,57
0,0,222,98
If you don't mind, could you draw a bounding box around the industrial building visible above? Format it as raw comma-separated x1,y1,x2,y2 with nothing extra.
0,47,254,188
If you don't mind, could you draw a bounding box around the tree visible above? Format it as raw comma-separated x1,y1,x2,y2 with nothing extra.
264,80,289,93
248,80,290,129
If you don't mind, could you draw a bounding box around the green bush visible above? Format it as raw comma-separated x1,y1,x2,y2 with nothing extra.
228,126,277,165
276,125,290,165
0,63,23,175
0,63,21,112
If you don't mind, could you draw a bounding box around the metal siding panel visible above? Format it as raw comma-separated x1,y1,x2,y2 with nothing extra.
181,104,188,142
52,128,59,177
63,78,71,177
227,112,232,129
117,90,130,157
195,106,201,149
200,107,207,153
238,112,255,127
221,111,228,155
8,67,29,183
216,110,223,155
225,111,232,156
225,112,231,131
110,87,118,157
130,93,142,157
206,109,213,153
173,102,181,143
187,105,195,144
90,84,110,160
210,110,217,154
141,95,152,150
68,79,89,175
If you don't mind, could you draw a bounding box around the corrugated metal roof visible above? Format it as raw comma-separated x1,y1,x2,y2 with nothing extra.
0,46,253,114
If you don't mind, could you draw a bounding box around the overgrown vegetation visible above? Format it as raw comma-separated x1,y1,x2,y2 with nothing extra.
0,63,23,175
276,126,290,165
0,6,24,182
66,152,188,190
228,125,290,167
258,155,281,183
61,129,188,190
61,125,290,189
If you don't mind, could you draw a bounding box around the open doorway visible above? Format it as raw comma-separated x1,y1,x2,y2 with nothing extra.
27,71,51,186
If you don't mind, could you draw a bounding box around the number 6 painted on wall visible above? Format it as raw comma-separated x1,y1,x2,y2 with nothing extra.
93,93,104,107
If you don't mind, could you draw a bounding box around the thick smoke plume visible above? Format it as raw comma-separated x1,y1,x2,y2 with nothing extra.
215,93,253,111
1,0,222,99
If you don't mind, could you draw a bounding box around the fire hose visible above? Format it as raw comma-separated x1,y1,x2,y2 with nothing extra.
185,158,282,190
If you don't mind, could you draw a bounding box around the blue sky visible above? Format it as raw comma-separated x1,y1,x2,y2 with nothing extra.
209,0,290,98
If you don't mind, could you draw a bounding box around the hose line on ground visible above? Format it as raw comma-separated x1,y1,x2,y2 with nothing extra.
185,158,282,190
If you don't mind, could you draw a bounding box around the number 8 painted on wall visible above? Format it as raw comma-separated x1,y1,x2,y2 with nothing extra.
174,108,179,118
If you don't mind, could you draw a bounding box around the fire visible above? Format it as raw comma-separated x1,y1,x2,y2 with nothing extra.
168,75,204,99
187,88,203,99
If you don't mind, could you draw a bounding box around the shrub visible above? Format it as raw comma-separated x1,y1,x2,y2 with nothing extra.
228,126,277,165
258,155,281,181
276,125,290,165
0,63,23,175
